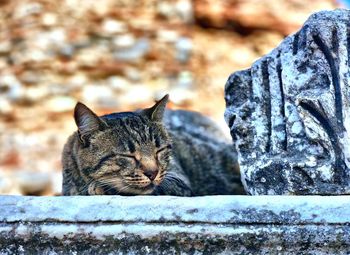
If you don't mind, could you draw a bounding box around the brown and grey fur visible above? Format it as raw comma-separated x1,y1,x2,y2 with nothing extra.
62,95,245,196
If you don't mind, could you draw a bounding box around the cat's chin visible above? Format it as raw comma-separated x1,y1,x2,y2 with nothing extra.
116,183,157,195
137,183,157,195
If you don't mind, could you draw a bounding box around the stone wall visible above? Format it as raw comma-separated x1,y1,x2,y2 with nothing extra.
1,195,350,254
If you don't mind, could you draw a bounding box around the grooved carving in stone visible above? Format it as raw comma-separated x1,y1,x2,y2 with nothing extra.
224,10,350,195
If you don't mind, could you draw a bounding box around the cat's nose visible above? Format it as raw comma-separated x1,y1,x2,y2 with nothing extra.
144,169,158,181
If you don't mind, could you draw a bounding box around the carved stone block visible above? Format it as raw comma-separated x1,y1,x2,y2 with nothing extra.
2,196,350,253
224,9,350,195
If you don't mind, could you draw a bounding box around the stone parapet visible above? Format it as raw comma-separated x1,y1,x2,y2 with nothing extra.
0,195,349,254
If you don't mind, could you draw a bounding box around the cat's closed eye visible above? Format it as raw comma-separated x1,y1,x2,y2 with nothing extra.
116,156,136,168
156,145,171,161
116,153,137,160
156,144,172,154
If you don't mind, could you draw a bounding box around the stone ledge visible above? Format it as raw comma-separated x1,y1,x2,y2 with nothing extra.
1,196,350,254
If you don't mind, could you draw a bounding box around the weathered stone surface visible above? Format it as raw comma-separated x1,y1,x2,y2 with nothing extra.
1,195,350,254
224,9,350,195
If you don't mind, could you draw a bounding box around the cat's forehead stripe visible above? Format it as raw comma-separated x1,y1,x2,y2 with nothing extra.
104,112,166,150
117,119,140,145
155,135,161,148
137,115,147,125
117,117,153,146
129,117,149,143
148,126,154,139
127,140,136,153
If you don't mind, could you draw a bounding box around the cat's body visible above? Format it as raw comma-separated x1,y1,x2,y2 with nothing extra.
62,95,244,196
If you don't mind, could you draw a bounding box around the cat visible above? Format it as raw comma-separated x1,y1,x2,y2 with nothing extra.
62,94,245,196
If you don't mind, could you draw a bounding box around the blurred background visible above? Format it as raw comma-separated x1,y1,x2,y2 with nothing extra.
0,0,344,195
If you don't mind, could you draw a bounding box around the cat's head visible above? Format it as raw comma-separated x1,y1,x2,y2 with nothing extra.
73,95,172,195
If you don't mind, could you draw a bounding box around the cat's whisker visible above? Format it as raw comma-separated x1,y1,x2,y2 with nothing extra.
159,172,167,177
94,179,126,194
123,177,143,181
80,179,98,194
114,183,135,194
124,175,143,178
101,184,119,194
96,180,114,187
98,179,121,187
124,178,149,183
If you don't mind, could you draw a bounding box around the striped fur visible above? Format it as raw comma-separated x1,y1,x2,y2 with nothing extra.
62,96,245,196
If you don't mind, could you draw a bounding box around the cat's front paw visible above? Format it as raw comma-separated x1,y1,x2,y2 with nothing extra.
154,178,193,196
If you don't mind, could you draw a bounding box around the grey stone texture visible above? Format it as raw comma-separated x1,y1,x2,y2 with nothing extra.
1,195,350,254
224,9,350,195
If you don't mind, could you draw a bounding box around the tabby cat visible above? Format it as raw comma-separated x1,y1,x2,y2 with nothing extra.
62,95,245,196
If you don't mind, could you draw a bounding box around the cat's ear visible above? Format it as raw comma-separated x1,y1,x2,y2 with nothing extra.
141,94,169,122
74,102,106,143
